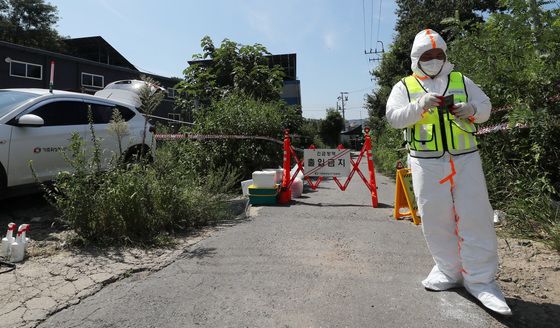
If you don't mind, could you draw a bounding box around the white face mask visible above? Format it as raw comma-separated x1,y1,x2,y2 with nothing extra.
420,59,444,77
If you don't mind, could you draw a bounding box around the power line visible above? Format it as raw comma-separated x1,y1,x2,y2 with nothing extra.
370,0,374,51
376,0,383,45
363,0,385,62
362,0,367,53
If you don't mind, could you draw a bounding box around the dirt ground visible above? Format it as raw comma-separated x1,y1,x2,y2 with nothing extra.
0,194,66,260
1,194,559,327
493,231,560,327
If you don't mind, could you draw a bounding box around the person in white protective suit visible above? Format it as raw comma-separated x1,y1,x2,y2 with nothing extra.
385,29,512,316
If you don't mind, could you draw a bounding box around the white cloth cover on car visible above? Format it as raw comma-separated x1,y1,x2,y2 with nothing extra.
290,165,304,180
291,177,304,198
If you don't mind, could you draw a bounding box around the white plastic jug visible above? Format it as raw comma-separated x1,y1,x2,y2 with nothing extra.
10,232,25,263
1,223,16,258
18,224,30,249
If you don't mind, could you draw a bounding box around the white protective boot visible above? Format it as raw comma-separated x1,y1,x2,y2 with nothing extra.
464,281,512,316
422,265,462,291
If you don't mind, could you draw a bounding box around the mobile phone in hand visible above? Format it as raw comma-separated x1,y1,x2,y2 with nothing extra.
437,94,454,113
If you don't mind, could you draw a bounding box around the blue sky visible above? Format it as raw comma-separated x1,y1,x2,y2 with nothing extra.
50,0,398,120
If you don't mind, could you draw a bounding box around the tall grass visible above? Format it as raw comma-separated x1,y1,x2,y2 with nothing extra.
43,134,238,245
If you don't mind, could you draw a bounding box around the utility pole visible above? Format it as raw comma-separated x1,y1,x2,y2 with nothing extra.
365,41,385,62
337,92,349,122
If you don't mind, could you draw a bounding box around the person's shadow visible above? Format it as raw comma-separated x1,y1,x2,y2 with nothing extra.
453,289,560,327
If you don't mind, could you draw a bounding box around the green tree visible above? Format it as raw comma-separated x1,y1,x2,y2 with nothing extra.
445,0,560,248
319,109,344,147
0,0,65,51
366,0,503,174
176,36,285,112
298,118,325,148
176,93,296,179
447,0,560,109
367,0,502,125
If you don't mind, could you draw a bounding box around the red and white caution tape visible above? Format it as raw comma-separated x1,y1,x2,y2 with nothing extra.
476,123,529,135
155,134,306,152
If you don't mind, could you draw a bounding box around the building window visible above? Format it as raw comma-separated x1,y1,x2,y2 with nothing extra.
9,60,43,80
81,72,104,88
167,88,177,99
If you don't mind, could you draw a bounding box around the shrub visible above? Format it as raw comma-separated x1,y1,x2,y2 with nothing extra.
177,93,301,180
38,80,240,245
371,121,407,176
43,135,238,244
480,107,560,249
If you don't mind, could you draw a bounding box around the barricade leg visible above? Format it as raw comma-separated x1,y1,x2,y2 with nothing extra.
364,128,378,208
278,129,292,204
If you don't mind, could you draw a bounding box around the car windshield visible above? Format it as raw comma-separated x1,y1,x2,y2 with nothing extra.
0,90,38,118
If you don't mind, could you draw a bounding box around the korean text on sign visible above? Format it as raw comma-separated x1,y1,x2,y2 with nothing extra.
303,149,352,177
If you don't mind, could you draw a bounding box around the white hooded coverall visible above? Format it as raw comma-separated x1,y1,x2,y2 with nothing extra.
386,29,511,315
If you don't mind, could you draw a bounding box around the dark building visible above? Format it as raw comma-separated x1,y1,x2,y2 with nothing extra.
188,53,302,107
268,53,301,106
64,37,137,70
0,36,180,120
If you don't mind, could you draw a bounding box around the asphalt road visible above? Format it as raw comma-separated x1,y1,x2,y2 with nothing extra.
39,162,498,327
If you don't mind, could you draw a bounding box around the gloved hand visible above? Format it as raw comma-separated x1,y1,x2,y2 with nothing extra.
417,92,442,112
451,102,477,119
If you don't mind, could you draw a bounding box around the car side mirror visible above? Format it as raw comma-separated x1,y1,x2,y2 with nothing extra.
17,114,44,127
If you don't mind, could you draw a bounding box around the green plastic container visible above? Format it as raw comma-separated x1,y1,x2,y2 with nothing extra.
249,194,277,205
248,184,279,196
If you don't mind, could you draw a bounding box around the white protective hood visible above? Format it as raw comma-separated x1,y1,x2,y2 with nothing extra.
410,29,454,79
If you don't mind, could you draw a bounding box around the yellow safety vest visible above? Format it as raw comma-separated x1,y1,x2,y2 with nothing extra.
402,71,478,158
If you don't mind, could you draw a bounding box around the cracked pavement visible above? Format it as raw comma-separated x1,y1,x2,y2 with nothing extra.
0,231,212,328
